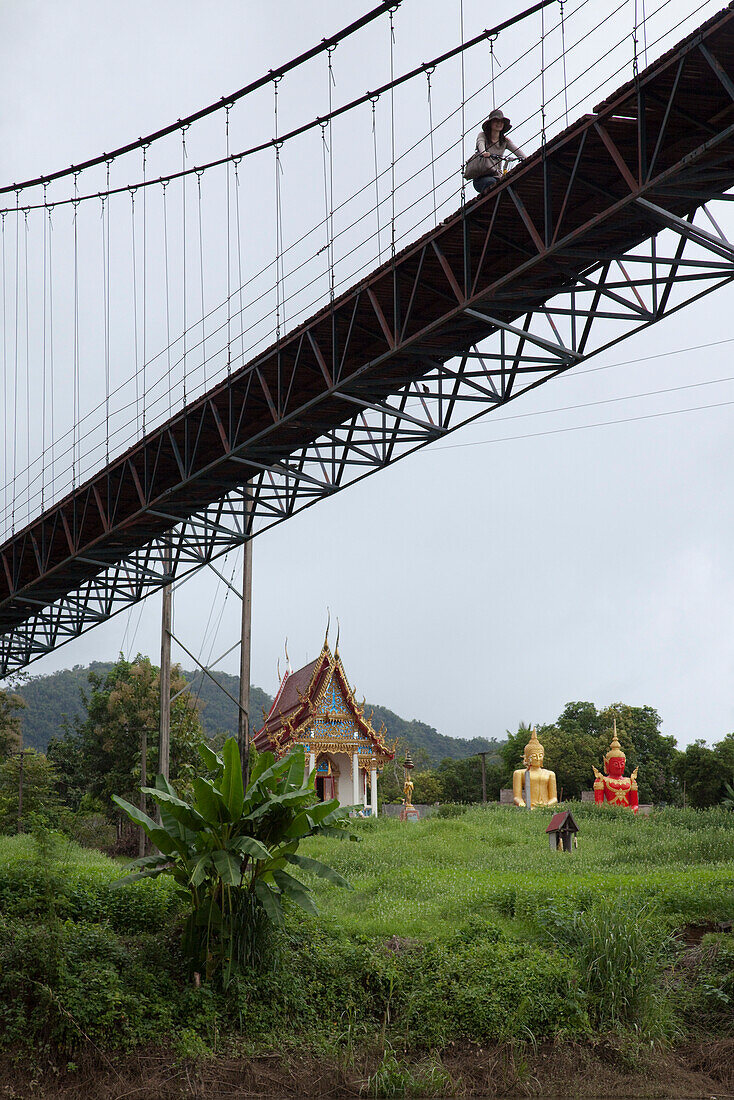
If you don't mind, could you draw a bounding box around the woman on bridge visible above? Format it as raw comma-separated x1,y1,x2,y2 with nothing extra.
466,108,526,195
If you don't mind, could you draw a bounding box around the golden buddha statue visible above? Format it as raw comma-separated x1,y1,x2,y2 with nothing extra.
593,723,638,813
512,728,558,809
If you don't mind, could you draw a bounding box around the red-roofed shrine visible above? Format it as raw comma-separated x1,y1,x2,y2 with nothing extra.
253,641,396,813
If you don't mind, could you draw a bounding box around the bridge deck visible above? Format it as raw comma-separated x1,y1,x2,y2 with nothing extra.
3,3,734,667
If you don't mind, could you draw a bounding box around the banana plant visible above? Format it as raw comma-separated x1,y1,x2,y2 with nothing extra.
112,739,356,983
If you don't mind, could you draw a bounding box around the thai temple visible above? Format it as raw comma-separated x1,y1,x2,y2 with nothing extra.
253,640,396,813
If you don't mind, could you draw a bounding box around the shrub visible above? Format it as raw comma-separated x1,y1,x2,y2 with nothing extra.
536,896,677,1034
435,803,468,818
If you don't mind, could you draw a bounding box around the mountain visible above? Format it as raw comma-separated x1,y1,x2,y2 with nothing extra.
14,663,500,764
366,703,502,763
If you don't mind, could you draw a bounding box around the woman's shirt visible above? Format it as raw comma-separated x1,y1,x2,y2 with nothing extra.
476,131,526,174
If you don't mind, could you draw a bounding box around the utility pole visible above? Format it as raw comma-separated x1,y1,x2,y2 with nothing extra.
477,751,488,804
15,748,31,834
238,532,253,791
139,728,148,858
159,556,172,784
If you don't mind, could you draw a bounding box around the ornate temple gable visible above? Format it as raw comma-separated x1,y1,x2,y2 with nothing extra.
253,641,395,765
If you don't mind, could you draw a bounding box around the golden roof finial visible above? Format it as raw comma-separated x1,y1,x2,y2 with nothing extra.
604,717,626,764
335,616,340,656
324,607,331,649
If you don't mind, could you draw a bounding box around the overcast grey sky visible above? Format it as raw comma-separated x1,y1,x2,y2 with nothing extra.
2,0,733,750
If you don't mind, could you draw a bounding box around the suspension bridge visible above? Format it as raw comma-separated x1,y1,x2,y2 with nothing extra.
3,0,734,679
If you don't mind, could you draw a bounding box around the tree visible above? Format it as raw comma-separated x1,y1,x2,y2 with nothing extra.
600,703,680,805
114,740,355,985
674,733,734,808
68,654,206,817
0,686,24,760
0,750,60,832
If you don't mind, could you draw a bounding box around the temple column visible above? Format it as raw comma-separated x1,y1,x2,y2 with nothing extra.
363,770,368,810
370,767,378,817
309,751,316,775
352,752,360,805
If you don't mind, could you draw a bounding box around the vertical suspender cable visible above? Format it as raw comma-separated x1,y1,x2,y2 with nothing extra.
389,7,396,258
540,4,547,147
197,170,206,386
426,68,437,227
48,204,54,505
101,194,109,466
1,212,6,529
234,157,244,368
12,191,19,532
162,181,172,415
72,176,80,491
225,106,231,374
459,0,466,206
327,45,336,303
42,187,48,508
321,120,331,290
371,95,382,264
559,0,569,128
274,77,284,344
182,127,188,404
23,209,30,520
105,160,111,462
490,35,497,109
131,188,140,436
142,146,148,434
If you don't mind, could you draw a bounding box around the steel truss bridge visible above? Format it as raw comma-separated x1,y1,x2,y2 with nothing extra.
3,5,734,676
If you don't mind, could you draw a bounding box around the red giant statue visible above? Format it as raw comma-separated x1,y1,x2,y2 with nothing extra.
593,723,639,813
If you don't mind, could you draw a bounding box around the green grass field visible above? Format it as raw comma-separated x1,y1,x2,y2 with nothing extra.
303,803,734,938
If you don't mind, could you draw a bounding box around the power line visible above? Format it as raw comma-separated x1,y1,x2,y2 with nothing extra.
434,395,734,452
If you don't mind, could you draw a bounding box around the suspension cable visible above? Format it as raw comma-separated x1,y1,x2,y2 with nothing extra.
2,0,561,213
1,1,402,198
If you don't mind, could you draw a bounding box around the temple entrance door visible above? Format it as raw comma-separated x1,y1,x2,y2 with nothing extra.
314,775,335,801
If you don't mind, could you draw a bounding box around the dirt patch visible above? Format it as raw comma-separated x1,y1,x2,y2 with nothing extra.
0,1040,731,1099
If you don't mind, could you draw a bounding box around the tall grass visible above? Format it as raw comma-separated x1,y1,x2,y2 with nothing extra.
302,805,734,939
536,897,677,1033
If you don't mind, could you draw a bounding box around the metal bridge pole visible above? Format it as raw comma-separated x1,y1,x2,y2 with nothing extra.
159,570,172,784
238,490,253,790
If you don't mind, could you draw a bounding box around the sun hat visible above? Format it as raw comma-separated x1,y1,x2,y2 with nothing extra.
482,108,512,137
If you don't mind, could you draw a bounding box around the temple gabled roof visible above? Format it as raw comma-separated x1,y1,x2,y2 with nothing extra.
253,640,395,762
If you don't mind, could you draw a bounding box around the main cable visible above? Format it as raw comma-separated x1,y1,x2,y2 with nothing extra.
1,1,403,197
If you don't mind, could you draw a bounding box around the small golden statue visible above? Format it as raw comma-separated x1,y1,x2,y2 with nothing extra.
400,749,419,822
512,728,558,809
593,722,639,813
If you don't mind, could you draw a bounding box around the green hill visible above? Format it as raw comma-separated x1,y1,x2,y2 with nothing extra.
14,663,500,764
